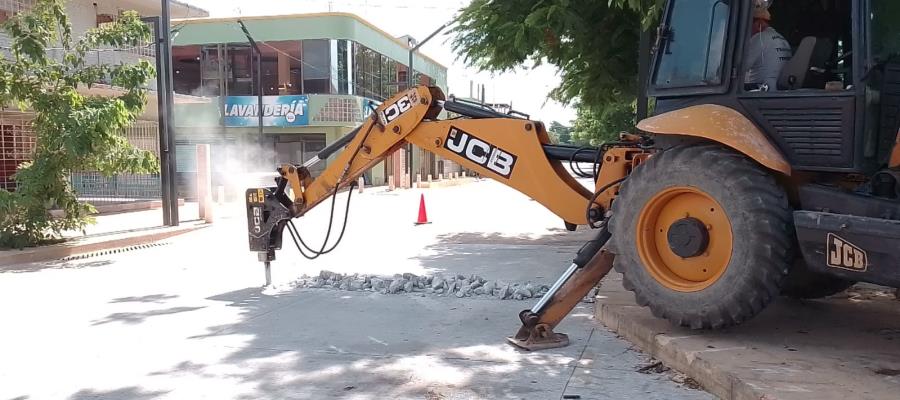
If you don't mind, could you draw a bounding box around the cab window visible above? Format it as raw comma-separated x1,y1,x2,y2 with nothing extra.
870,0,900,61
653,0,731,89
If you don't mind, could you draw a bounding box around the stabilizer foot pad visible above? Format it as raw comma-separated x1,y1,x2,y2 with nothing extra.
506,324,570,351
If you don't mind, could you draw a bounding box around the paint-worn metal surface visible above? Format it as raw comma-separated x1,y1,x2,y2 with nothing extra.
637,104,792,175
593,147,649,213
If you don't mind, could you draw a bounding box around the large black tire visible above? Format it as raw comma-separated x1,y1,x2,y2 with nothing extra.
610,144,794,329
781,258,856,299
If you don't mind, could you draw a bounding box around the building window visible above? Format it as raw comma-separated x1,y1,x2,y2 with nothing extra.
0,113,35,192
200,45,222,97
337,40,349,95
175,39,440,99
302,39,331,94
418,73,432,87
226,44,254,96
397,69,408,91
0,0,34,24
353,43,386,100
173,45,202,96
96,13,115,27
259,40,301,95
382,56,398,98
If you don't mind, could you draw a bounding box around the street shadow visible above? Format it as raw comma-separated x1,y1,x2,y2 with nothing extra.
59,226,690,399
131,230,618,399
147,280,596,398
68,387,168,400
109,294,179,304
91,306,206,326
433,228,591,246
410,228,594,283
1,259,114,274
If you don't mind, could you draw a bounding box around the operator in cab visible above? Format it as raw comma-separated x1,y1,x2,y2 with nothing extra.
745,0,792,91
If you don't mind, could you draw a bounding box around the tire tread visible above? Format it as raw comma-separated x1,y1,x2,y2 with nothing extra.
611,144,793,329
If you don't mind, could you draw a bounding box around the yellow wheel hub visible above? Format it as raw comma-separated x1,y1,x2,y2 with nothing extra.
636,186,733,292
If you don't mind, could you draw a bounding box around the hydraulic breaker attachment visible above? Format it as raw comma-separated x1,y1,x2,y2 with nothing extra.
246,177,295,284
507,223,615,351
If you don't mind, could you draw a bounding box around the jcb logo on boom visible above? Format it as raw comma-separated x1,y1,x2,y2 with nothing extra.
381,95,413,125
444,127,518,178
826,233,868,272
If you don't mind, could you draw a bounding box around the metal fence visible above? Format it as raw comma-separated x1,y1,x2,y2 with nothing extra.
0,111,35,192
70,120,162,206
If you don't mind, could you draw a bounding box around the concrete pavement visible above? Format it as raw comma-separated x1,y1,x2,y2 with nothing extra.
0,180,709,399
596,275,900,400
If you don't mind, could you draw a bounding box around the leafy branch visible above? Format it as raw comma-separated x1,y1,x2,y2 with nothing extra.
0,0,158,248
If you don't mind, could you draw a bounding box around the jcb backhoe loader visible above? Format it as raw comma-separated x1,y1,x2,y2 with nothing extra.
246,0,900,350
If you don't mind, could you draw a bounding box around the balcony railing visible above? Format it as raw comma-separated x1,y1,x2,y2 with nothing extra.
97,19,156,59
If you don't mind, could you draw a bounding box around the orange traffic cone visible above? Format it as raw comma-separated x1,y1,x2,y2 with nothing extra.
415,193,431,225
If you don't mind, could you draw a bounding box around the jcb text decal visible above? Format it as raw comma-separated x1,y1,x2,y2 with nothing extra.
381,95,413,125
444,127,518,178
251,206,262,234
826,233,868,272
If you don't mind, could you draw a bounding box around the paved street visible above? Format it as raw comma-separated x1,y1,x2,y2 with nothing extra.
0,180,711,399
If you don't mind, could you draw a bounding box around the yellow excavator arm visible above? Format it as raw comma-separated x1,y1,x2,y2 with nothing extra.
271,86,594,224
245,86,653,350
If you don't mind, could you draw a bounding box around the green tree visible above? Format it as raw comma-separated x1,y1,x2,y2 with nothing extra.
452,0,663,137
548,121,572,144
0,0,158,248
571,102,634,146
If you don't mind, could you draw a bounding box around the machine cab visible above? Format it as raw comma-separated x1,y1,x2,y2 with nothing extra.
649,0,900,177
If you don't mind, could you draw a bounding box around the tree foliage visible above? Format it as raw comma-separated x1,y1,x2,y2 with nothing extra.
453,0,662,107
548,121,572,144
452,0,663,142
0,0,158,248
571,101,634,146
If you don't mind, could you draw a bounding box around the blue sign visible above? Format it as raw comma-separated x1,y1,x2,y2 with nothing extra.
223,95,309,127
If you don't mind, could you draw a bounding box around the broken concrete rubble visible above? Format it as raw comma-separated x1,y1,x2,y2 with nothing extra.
296,272,555,301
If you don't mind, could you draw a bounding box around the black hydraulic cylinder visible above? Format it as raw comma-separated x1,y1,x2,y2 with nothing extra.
542,144,600,163
573,225,611,268
317,125,361,160
442,99,510,119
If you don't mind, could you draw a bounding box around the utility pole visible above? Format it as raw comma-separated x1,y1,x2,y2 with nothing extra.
237,20,270,286
238,20,265,171
158,1,178,225
406,21,451,186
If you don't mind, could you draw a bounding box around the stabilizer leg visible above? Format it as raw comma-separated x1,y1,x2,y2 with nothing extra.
507,225,615,351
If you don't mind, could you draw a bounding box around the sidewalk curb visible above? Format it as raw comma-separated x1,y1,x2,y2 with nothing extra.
596,302,763,400
0,223,207,266
48,199,186,217
416,177,478,189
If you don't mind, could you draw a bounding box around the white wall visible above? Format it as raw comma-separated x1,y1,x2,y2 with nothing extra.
65,0,157,89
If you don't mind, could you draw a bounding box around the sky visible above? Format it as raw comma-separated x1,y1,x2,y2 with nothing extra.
177,0,577,125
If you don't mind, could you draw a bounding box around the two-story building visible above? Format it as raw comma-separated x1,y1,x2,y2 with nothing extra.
0,0,209,203
169,12,449,195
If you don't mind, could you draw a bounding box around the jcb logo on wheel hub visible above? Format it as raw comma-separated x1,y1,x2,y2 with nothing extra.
826,233,868,272
445,127,518,178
